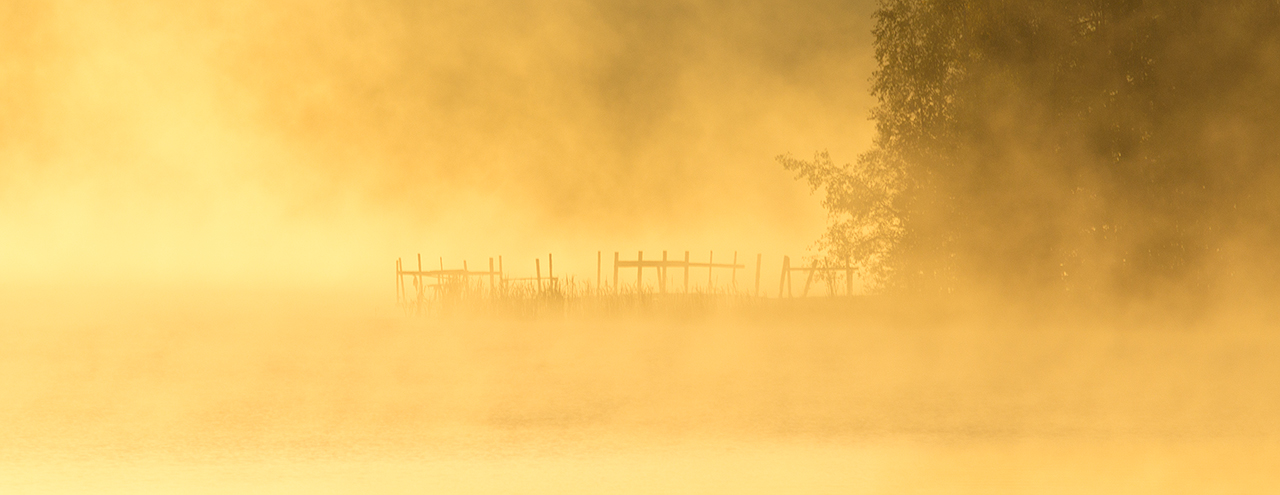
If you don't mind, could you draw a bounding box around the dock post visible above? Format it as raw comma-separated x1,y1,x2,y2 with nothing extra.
779,256,789,298
660,251,667,294
708,251,713,291
683,251,690,293
731,251,738,289
755,254,762,297
802,260,815,297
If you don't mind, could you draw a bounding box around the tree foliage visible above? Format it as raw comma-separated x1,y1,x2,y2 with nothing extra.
785,0,1280,297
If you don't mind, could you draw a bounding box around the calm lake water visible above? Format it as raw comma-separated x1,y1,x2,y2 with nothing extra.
3,291,1278,493
5,434,1278,494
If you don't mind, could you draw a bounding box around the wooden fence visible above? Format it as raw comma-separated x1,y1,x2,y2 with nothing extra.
778,255,856,297
396,251,859,311
610,250,751,294
396,253,561,308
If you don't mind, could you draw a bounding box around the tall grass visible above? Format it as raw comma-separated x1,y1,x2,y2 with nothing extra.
401,275,771,319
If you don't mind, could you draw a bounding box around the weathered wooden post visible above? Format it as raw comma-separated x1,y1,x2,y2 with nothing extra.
731,251,738,289
802,260,815,297
660,251,667,294
754,253,762,297
779,255,789,298
683,251,690,293
708,251,714,291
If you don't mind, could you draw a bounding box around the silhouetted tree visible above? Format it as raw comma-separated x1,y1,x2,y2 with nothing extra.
786,0,1280,298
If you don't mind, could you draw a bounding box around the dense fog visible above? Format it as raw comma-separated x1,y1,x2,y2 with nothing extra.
3,1,1279,493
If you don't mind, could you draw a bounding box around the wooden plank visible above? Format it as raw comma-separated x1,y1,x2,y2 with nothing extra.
686,262,745,268
397,270,501,277
613,260,745,268
785,266,854,272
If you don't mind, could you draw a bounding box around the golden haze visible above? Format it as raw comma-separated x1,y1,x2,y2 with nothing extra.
3,1,1280,494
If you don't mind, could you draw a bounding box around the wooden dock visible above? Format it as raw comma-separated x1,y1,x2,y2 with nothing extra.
396,250,860,314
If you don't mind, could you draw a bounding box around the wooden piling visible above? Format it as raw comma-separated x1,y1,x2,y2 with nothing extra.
731,251,738,289
779,255,789,298
660,251,667,294
754,253,762,297
683,251,690,293
802,260,815,297
708,251,714,290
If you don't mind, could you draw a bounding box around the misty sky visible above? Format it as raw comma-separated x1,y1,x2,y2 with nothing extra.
2,1,878,290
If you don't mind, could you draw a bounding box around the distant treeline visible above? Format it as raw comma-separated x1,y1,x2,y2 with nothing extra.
782,0,1280,301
